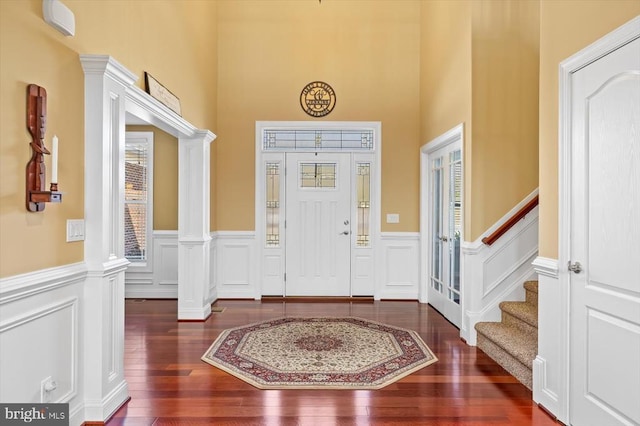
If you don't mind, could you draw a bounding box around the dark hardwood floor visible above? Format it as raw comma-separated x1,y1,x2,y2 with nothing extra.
108,299,558,425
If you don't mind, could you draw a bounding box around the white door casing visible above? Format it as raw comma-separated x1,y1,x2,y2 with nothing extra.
255,122,380,299
561,19,640,426
420,124,464,328
285,153,352,296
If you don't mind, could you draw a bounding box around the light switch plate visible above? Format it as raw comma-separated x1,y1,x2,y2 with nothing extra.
386,213,400,224
66,219,85,242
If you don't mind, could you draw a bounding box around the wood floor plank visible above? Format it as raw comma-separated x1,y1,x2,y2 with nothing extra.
109,299,558,425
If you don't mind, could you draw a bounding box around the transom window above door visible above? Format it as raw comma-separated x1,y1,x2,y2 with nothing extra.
263,129,374,151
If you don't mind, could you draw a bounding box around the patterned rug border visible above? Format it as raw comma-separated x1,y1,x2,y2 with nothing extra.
201,316,438,390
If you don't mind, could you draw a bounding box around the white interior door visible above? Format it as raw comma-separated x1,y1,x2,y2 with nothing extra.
427,143,462,327
569,36,640,426
285,153,351,296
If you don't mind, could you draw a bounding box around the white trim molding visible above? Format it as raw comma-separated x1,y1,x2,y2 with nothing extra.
554,15,640,425
0,262,87,304
419,123,464,322
460,189,539,346
254,121,381,299
532,256,561,419
80,53,216,423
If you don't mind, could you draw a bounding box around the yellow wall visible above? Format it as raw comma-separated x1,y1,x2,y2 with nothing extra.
0,0,217,278
420,0,539,241
420,0,473,234
6,0,632,277
216,0,421,232
470,0,539,240
538,1,640,258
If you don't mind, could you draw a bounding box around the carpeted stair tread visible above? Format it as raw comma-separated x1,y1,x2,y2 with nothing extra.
523,280,538,294
524,280,538,306
476,332,533,390
475,322,537,368
499,301,538,328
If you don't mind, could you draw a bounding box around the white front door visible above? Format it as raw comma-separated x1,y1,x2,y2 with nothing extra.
569,36,640,425
285,153,352,296
426,142,462,328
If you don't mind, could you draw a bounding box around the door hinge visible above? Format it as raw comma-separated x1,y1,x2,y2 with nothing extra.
284,273,286,282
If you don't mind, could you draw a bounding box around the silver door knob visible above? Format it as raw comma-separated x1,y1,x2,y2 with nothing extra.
568,261,582,274
439,236,449,242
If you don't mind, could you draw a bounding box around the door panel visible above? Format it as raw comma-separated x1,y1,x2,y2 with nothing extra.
285,153,351,296
570,37,640,426
427,142,462,327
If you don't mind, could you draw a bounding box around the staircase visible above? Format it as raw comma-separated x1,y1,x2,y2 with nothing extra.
474,280,538,390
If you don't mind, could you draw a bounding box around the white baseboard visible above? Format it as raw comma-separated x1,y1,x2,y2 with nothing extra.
82,378,128,422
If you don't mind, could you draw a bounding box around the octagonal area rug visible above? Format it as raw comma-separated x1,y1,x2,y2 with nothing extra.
201,317,438,389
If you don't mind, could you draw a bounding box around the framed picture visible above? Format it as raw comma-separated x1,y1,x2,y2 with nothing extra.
144,72,182,116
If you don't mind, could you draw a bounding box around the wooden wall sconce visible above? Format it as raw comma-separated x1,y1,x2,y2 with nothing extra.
26,84,62,212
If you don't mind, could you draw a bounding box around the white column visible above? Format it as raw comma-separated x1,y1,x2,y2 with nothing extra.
80,55,135,421
178,130,215,320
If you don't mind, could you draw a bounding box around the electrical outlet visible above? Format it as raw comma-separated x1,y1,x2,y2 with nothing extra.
386,213,400,224
40,376,53,403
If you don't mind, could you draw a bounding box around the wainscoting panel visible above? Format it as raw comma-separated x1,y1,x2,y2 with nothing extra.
532,256,565,423
215,232,257,299
377,233,420,300
352,252,374,296
125,231,178,299
209,237,218,303
460,197,539,346
262,252,284,296
0,263,86,424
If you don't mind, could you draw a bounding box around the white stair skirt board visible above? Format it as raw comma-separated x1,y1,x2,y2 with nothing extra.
460,189,539,346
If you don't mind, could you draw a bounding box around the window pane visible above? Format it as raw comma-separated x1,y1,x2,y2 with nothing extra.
449,150,462,298
125,145,147,201
125,203,146,261
125,143,148,261
264,129,374,151
266,162,280,247
356,163,370,247
431,158,443,291
300,163,336,188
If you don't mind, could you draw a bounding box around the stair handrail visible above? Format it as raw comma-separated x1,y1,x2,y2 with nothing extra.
481,195,539,246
